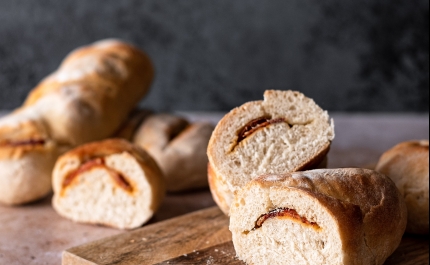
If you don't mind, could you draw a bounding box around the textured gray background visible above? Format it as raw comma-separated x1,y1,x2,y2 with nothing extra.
0,0,428,112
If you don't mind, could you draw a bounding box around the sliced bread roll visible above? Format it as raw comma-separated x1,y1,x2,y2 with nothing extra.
133,113,214,192
207,90,335,214
375,140,429,234
229,168,407,265
52,139,165,229
0,107,67,205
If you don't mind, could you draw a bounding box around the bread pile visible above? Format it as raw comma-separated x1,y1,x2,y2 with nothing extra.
207,90,335,214
207,90,410,264
0,39,153,205
0,39,214,229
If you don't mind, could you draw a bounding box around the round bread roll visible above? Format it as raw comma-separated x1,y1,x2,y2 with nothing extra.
52,139,165,229
23,39,154,146
229,168,407,265
133,113,214,192
207,90,335,214
0,107,67,205
375,140,429,234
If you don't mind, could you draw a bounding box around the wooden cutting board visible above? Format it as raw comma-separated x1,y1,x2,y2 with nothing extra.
64,206,428,265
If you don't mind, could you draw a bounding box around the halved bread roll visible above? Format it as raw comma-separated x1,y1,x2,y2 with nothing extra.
0,107,67,205
207,90,335,214
375,140,429,234
52,139,165,229
23,39,154,146
230,168,407,265
133,113,214,192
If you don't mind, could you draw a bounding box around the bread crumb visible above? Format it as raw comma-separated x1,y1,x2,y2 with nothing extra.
130,239,135,243
142,238,147,241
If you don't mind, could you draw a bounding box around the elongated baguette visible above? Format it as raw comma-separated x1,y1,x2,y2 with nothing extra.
376,140,429,234
52,139,165,229
23,39,154,146
207,90,335,214
230,168,407,265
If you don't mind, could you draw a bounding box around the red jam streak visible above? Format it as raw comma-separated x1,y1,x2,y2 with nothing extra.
62,157,133,192
253,207,321,230
237,117,286,143
0,139,46,147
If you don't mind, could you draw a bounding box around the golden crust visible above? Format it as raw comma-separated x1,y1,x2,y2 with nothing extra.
376,140,429,234
22,40,154,146
234,168,407,265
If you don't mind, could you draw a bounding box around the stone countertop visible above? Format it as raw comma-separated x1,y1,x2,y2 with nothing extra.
0,112,428,265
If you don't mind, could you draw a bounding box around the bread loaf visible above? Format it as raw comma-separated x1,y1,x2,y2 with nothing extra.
207,90,335,214
375,140,429,234
133,113,214,192
0,107,68,205
23,39,154,146
229,168,407,265
52,139,165,229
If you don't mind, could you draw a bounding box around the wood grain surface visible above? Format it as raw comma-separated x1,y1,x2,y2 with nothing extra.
64,206,429,265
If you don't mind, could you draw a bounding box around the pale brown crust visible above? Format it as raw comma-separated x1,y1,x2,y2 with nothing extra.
207,163,231,215
133,113,214,192
376,140,429,234
232,168,407,265
22,39,154,146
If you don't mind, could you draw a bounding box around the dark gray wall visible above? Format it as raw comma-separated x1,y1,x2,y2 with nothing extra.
0,0,428,112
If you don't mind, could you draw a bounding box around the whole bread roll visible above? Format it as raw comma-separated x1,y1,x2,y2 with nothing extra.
23,39,154,146
133,113,214,192
0,107,67,205
52,139,165,229
207,90,335,214
375,140,429,234
229,168,407,265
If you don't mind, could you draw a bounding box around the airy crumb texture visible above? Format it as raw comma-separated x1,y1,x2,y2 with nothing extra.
376,140,429,234
52,139,165,229
229,168,407,265
207,90,334,214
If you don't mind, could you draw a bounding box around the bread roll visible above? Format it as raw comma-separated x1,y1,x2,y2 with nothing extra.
207,90,335,214
375,140,429,234
52,139,165,229
229,168,407,265
23,39,154,145
0,107,67,205
133,113,214,192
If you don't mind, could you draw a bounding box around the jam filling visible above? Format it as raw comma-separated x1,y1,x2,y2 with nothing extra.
253,207,321,230
237,117,287,144
62,157,133,192
0,139,46,147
